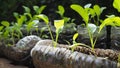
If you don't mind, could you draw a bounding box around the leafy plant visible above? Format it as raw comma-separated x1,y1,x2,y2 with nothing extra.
70,4,104,50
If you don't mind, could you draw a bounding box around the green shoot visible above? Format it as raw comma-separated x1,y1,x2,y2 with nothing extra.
54,19,64,47
69,33,91,52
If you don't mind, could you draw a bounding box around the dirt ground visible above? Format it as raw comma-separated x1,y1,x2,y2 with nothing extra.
0,58,29,68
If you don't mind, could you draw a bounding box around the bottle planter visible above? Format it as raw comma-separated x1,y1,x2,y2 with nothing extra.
111,27,120,50
0,35,41,62
31,39,118,68
77,25,107,48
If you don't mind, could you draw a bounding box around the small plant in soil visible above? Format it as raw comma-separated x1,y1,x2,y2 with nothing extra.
70,4,105,51
69,33,91,52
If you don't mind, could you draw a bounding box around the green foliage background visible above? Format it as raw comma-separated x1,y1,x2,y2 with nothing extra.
0,0,117,24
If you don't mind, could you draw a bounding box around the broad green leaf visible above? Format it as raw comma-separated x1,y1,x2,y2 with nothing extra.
0,26,4,31
23,6,30,13
88,23,97,34
56,5,65,17
71,4,89,24
54,19,64,33
93,5,101,16
73,33,78,41
1,21,10,27
113,0,120,12
99,17,120,33
35,14,49,24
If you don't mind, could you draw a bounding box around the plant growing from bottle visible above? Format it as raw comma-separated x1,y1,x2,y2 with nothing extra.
35,14,64,47
70,4,106,51
69,33,91,52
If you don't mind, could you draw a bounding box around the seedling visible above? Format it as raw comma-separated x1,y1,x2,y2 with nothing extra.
54,19,64,47
70,4,104,50
35,14,54,41
69,33,91,52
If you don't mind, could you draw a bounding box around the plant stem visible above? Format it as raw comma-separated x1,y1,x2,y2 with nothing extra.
87,26,94,50
55,32,59,47
47,25,54,42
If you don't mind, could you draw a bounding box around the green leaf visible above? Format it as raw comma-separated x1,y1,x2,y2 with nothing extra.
56,5,65,17
27,22,35,32
17,15,26,26
0,26,4,31
1,21,10,27
88,23,97,34
33,5,46,14
73,33,78,41
54,19,64,33
71,4,89,24
99,17,120,33
89,8,96,18
13,12,19,19
113,0,120,12
35,14,49,24
93,5,101,16
3,30,9,38
23,6,30,13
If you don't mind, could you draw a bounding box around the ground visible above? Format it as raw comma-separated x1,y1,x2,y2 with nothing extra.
0,58,28,68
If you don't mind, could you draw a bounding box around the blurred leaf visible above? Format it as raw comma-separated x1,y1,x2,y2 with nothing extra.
23,6,31,13
56,5,65,17
35,14,49,24
1,21,10,27
113,0,120,12
33,5,46,14
84,3,92,8
0,26,4,31
71,4,89,24
88,23,97,34
93,5,101,16
27,22,35,32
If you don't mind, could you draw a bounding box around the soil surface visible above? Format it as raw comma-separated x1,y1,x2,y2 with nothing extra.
0,58,29,68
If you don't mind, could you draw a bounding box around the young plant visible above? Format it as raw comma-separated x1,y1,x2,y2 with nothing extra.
35,14,54,41
70,4,102,50
54,19,64,47
69,33,91,52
